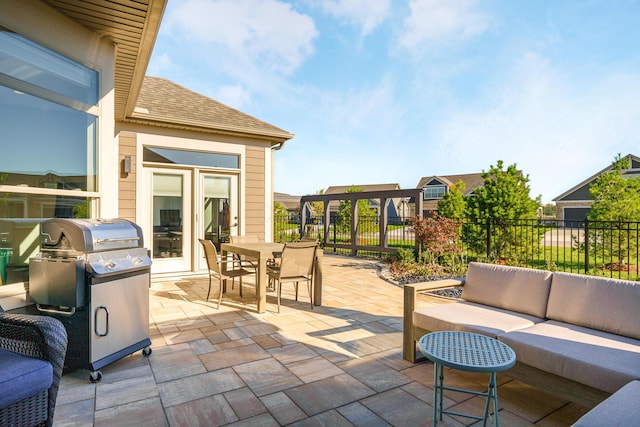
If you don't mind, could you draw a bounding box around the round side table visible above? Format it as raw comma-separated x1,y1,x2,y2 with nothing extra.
419,331,516,427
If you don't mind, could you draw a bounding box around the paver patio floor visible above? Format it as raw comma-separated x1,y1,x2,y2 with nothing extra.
52,255,591,426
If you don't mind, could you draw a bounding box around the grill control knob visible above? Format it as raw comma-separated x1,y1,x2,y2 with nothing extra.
106,260,116,270
132,257,143,266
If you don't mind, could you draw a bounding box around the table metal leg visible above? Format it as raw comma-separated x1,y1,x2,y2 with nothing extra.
482,372,498,427
433,362,444,426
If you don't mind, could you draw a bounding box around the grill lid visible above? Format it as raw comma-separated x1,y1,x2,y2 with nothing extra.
40,218,144,254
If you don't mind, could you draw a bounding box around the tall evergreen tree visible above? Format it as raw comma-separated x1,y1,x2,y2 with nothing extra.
587,154,640,268
464,160,541,263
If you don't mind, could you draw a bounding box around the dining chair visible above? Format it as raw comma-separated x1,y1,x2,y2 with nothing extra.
229,235,260,290
267,241,318,313
199,239,256,308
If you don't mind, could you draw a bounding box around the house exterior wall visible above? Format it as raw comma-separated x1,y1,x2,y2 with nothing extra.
1,0,118,218
556,201,592,221
118,131,137,221
245,145,268,241
115,122,273,273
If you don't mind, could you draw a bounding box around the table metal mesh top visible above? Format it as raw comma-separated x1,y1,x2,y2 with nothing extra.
419,331,516,373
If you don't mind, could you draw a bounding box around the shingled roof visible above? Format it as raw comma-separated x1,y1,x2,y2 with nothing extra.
128,76,293,142
416,173,484,195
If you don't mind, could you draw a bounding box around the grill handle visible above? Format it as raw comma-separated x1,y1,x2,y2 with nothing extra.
94,306,109,337
95,237,140,245
36,304,76,316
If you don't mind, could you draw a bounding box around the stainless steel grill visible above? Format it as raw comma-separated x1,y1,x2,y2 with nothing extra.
29,218,152,382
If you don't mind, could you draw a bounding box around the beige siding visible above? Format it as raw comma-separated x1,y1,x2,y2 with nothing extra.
118,132,137,221
245,145,266,239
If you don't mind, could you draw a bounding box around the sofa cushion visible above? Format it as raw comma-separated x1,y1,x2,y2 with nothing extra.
499,320,640,393
413,300,545,338
0,349,53,408
571,380,640,426
546,272,640,340
461,262,553,318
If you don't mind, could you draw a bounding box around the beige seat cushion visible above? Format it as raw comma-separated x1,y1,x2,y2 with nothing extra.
499,320,640,393
413,301,545,338
546,272,640,340
462,262,552,318
571,380,640,426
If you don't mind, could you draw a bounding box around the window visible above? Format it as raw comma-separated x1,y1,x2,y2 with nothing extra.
143,147,239,169
0,31,99,286
423,186,447,200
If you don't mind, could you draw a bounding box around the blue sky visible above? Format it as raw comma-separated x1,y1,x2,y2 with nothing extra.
148,0,640,203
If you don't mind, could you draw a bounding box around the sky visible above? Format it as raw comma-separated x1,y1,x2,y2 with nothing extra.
148,0,640,204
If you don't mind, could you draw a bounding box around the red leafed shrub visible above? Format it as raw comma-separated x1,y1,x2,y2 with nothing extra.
410,214,462,265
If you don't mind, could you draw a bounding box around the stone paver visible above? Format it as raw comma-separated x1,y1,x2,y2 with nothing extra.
53,254,591,426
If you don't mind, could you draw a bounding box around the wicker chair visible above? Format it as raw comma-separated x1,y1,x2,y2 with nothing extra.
0,308,68,427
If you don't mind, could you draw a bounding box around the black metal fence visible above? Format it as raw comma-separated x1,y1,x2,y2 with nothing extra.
274,215,640,280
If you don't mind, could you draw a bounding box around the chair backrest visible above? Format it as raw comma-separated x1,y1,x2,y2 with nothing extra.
199,239,221,274
230,235,259,244
278,241,317,280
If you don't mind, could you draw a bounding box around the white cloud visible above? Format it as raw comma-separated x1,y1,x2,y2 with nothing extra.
214,84,253,110
164,0,318,75
146,52,176,76
399,0,489,48
320,0,391,37
432,52,640,202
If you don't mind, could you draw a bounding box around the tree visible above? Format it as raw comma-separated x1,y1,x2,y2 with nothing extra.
437,181,466,219
466,160,539,220
309,189,325,219
336,186,377,235
274,202,288,218
587,154,640,268
588,154,640,222
464,160,541,263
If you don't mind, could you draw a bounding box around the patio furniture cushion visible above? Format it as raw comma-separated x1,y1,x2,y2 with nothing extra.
546,272,640,340
0,348,53,408
571,380,640,426
461,262,553,318
413,300,545,338
499,320,640,394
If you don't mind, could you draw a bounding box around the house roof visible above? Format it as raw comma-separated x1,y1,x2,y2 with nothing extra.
41,0,167,121
553,154,640,202
274,192,301,211
128,77,294,143
416,173,484,195
324,183,400,194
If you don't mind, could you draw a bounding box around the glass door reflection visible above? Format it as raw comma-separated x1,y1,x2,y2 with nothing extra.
202,175,232,250
152,173,183,258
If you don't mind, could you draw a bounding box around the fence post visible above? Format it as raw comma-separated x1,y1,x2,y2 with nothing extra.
584,219,589,274
486,217,491,259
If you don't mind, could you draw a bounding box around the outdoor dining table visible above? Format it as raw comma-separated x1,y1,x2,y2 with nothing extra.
220,242,323,313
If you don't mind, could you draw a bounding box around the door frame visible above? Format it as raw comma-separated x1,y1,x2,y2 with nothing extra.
196,170,239,272
141,167,193,274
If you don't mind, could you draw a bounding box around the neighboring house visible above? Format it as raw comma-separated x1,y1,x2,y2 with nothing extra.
0,1,293,289
323,184,409,219
416,173,484,216
553,154,640,223
274,192,301,219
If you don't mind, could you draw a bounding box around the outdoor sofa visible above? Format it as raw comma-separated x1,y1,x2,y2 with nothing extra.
403,261,640,420
0,307,67,427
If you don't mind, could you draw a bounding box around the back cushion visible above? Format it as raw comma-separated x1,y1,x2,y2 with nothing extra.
462,262,552,318
546,272,640,340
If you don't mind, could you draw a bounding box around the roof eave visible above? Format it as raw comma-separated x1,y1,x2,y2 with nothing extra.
126,114,294,143
121,0,167,120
